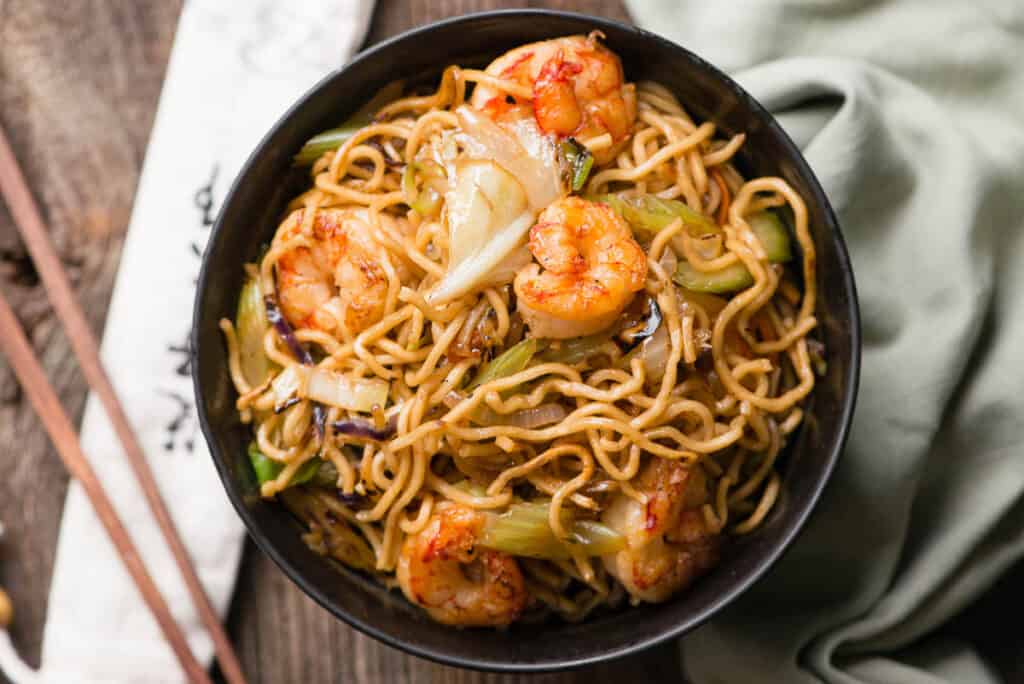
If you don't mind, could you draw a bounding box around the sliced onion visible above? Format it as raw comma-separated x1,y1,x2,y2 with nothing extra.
273,365,389,414
235,279,275,386
477,243,533,290
332,415,398,441
271,365,303,410
456,106,562,211
304,367,389,413
658,248,678,276
430,159,536,304
638,325,671,381
443,391,466,409
474,403,567,429
446,159,529,268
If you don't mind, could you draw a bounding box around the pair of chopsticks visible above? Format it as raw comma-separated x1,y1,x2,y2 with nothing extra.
0,125,246,684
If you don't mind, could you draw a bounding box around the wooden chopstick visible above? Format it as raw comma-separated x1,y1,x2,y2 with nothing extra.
0,293,212,684
0,124,247,684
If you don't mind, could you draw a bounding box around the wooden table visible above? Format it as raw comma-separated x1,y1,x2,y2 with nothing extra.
4,1,1022,682
0,1,684,682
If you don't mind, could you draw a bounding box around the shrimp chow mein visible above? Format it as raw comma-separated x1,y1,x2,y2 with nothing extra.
220,32,823,627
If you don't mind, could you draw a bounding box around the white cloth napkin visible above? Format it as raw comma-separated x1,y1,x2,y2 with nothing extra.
0,1,373,682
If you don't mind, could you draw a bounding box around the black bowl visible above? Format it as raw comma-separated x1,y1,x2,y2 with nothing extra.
193,9,860,673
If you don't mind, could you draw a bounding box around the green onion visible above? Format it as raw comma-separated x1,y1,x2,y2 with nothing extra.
247,442,322,487
590,192,719,237
235,278,277,386
292,125,363,166
402,160,445,218
293,80,405,165
562,138,594,192
468,337,541,390
480,501,624,559
673,211,794,293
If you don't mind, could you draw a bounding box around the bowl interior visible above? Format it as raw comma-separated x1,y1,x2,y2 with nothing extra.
193,10,859,673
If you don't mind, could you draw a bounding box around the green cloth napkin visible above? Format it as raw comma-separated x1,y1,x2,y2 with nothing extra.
625,2,1024,682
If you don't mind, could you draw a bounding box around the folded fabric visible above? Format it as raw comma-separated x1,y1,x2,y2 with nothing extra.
625,1,1024,682
0,1,374,682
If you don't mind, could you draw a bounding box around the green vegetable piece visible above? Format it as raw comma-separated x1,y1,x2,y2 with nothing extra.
562,138,594,192
402,161,445,218
292,125,362,166
538,332,610,365
569,520,628,556
590,192,719,237
235,278,276,386
247,442,281,485
673,261,754,294
310,459,340,488
293,80,404,165
673,211,794,293
748,211,792,262
479,500,625,560
468,338,540,390
247,442,322,488
290,458,323,486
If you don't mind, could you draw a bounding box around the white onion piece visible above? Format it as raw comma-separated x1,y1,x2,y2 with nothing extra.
304,367,389,413
431,159,536,304
658,248,678,276
273,365,389,413
477,403,568,429
271,365,302,407
455,106,562,211
432,211,534,304
477,244,534,290
447,159,529,267
638,325,670,381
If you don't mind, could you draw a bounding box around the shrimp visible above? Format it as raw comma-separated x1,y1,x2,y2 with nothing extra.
513,196,646,339
275,207,388,335
470,33,637,165
601,459,719,603
397,505,528,627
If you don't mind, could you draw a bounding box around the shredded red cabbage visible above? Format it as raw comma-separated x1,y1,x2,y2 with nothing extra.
274,397,300,414
332,415,398,441
265,296,326,439
336,491,367,507
265,296,313,363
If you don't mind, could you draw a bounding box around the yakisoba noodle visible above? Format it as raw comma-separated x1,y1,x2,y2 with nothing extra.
220,33,820,626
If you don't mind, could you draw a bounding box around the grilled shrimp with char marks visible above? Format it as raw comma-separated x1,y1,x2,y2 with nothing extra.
470,33,637,165
397,505,528,627
275,207,390,335
514,196,646,339
601,458,719,603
